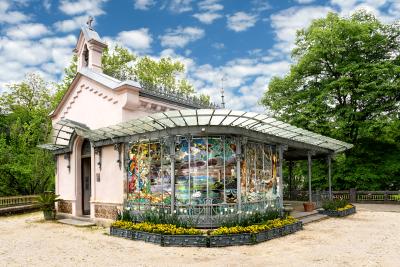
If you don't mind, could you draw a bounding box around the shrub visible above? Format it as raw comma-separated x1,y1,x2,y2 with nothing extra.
322,199,349,211
37,192,60,212
218,210,280,227
111,221,203,235
211,216,298,236
116,208,194,228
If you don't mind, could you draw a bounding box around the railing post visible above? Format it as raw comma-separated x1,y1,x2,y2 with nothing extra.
384,191,389,202
349,188,356,203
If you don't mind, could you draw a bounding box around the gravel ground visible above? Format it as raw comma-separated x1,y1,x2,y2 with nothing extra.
0,204,399,267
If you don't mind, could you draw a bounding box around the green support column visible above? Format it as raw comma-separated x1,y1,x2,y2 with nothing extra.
328,154,332,200
236,137,242,215
278,145,284,210
169,136,176,215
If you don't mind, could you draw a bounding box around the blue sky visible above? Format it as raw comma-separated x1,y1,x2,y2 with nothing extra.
0,0,399,111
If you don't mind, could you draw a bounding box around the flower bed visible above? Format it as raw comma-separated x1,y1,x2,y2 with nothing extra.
109,217,302,247
318,204,356,217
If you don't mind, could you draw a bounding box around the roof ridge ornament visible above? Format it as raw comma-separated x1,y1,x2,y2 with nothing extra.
86,16,94,30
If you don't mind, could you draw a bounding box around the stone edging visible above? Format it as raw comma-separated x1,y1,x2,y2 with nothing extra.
318,206,356,217
109,221,303,247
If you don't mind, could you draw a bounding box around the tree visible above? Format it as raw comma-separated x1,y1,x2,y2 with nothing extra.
261,11,400,190
0,74,55,196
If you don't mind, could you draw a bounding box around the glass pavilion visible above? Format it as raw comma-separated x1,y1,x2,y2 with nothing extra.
42,109,353,227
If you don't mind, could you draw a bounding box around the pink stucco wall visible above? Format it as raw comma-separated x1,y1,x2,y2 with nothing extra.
53,74,191,218
52,26,193,219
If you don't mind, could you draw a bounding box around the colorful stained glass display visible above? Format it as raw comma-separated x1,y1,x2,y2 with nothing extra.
127,142,171,204
127,137,278,206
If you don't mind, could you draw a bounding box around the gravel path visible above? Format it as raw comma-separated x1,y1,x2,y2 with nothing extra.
0,204,399,267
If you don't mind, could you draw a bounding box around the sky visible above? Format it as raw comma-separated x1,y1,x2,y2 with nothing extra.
0,0,399,112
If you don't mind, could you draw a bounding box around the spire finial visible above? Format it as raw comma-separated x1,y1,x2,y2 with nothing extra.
220,75,226,109
86,16,94,29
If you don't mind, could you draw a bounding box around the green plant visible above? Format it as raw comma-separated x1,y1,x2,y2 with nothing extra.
218,210,280,228
111,221,203,235
322,199,349,211
392,195,400,201
211,216,298,235
37,192,60,212
117,207,196,228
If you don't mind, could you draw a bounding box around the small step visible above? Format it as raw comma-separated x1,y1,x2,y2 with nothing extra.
300,214,328,225
58,218,96,227
292,210,319,220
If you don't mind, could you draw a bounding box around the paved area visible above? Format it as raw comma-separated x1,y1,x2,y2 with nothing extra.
0,204,399,267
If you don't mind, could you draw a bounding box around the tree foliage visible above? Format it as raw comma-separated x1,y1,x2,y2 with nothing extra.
262,11,400,191
0,74,55,196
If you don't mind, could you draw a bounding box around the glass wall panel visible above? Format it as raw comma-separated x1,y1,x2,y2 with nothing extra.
127,142,167,204
224,138,237,203
175,138,190,204
207,138,224,204
190,138,208,204
160,143,172,204
241,142,278,202
127,136,277,207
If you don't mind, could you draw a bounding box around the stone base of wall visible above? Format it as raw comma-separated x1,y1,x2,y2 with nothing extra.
58,200,72,214
95,204,118,219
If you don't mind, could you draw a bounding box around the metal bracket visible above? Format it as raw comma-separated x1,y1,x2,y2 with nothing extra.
114,143,122,169
94,147,102,170
64,153,71,173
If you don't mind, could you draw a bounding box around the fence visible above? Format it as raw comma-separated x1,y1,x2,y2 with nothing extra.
0,195,39,208
125,197,281,228
286,189,400,204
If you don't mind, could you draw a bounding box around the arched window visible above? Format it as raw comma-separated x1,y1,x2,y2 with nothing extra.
82,44,89,68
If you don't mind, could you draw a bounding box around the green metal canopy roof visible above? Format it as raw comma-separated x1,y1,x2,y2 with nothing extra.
40,109,353,154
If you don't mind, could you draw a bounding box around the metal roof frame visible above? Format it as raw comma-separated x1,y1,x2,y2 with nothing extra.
41,109,353,156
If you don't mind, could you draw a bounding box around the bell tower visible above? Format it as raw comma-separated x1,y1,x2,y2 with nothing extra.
74,16,107,73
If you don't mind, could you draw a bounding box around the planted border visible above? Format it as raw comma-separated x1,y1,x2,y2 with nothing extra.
318,205,356,217
109,221,303,247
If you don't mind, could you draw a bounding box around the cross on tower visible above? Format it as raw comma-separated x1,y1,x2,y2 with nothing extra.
86,16,94,29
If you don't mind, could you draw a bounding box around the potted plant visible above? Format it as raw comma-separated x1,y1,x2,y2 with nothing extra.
37,192,60,220
303,202,315,212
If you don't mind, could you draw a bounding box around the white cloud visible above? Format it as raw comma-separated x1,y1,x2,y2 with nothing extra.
227,12,258,32
330,0,399,23
193,13,222,24
193,0,223,24
184,54,291,111
0,0,29,24
6,23,50,39
212,42,225,49
133,0,155,10
295,0,316,3
0,34,77,92
270,6,333,54
53,15,88,32
43,0,51,11
59,0,108,16
198,0,223,12
169,0,193,13
160,27,205,48
115,28,153,52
